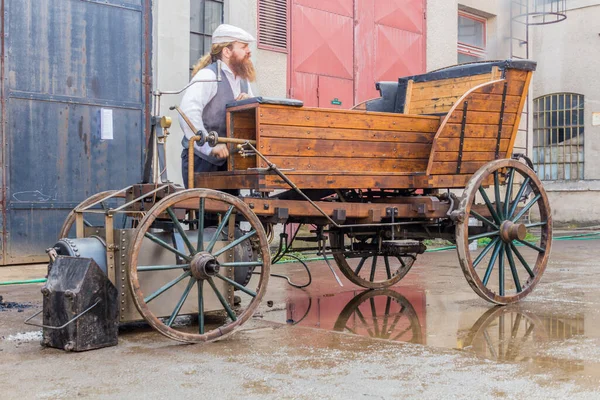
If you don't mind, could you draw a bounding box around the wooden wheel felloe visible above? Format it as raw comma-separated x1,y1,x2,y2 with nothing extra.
128,189,270,343
330,231,417,289
333,289,422,343
456,159,552,304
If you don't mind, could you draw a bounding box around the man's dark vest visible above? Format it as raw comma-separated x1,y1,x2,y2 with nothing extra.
182,62,249,166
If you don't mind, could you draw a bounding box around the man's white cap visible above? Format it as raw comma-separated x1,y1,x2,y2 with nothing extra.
212,24,256,44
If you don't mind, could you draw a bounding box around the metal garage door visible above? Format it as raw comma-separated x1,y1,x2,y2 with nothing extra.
0,0,152,265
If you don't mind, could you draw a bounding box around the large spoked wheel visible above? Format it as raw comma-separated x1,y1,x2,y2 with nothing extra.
333,289,423,343
330,231,416,289
128,189,270,343
59,190,126,238
456,159,552,304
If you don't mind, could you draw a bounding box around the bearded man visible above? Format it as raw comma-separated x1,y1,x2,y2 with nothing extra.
178,24,256,185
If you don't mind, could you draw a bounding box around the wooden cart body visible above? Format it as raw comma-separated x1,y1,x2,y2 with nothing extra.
197,60,533,192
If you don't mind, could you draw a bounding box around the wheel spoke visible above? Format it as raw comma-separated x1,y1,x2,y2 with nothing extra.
384,256,392,280
354,257,368,275
510,242,536,278
370,298,380,337
478,187,502,224
468,230,500,242
382,297,392,337
354,307,375,337
144,271,191,304
166,207,196,255
517,239,545,253
220,261,263,268
473,236,500,268
508,177,531,219
506,243,523,293
207,278,237,321
494,171,504,219
483,328,499,359
198,280,205,334
525,221,547,228
390,324,413,342
213,230,257,257
144,232,192,262
215,273,257,297
197,198,205,252
482,241,502,286
369,255,377,282
499,245,505,296
166,278,196,327
512,194,541,222
206,206,234,253
138,264,189,272
470,210,498,230
504,168,515,218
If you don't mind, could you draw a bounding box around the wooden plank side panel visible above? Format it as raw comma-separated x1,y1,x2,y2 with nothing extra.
260,137,432,159
262,156,427,174
229,109,257,171
427,72,531,175
259,125,435,143
409,93,521,115
258,105,440,132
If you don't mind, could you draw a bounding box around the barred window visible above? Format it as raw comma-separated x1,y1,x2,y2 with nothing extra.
190,0,224,71
258,0,288,52
533,93,585,180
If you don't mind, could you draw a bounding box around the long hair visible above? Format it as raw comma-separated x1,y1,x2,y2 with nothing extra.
191,42,233,77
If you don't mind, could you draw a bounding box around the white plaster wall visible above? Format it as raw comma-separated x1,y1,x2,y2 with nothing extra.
152,0,191,187
227,0,288,98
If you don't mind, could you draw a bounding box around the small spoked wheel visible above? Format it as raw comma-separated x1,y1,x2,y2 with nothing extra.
456,159,552,304
330,231,417,289
128,189,270,343
333,289,422,343
59,190,126,238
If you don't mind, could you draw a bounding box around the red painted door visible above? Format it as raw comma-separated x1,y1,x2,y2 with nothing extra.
355,0,427,104
290,0,426,108
290,0,354,108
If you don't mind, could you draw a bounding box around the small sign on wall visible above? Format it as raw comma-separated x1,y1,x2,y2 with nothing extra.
593,112,600,126
101,108,114,140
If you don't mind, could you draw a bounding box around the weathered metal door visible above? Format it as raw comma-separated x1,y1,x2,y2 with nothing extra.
290,0,426,107
1,0,152,265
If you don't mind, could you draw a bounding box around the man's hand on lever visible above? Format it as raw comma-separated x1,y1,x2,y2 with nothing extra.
211,143,229,159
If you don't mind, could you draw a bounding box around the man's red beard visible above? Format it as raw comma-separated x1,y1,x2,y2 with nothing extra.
229,53,256,82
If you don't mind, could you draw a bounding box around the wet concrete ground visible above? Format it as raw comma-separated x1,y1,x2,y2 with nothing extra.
2,239,600,398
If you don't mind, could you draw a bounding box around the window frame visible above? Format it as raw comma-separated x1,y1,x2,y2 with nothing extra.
190,0,225,71
533,93,585,181
257,0,289,53
457,11,487,61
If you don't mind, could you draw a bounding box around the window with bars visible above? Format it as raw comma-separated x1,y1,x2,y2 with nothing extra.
190,0,224,71
533,93,585,180
458,12,487,63
257,0,288,52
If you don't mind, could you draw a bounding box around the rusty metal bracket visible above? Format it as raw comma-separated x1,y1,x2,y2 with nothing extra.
495,81,509,159
457,101,468,174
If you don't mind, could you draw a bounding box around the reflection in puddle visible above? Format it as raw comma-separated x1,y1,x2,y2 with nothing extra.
272,287,591,374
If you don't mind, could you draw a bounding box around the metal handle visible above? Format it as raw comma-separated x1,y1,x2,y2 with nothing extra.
24,299,101,330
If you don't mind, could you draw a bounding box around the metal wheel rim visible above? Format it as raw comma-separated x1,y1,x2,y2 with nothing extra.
128,188,270,343
330,231,416,289
456,159,552,304
59,190,124,238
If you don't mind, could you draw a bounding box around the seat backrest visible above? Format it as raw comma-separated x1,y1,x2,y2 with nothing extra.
427,64,535,176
